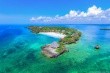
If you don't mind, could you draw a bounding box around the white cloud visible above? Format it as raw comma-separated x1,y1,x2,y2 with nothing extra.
87,5,102,16
30,5,110,24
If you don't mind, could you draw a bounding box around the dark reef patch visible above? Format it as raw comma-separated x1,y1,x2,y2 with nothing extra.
12,49,38,70
1,48,16,58
25,50,36,62
0,67,12,73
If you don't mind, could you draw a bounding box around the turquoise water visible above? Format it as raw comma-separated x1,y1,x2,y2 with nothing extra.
0,24,110,73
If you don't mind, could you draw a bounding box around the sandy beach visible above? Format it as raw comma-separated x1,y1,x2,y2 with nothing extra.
39,32,66,38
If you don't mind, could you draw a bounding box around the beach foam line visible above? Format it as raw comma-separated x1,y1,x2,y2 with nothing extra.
39,32,66,38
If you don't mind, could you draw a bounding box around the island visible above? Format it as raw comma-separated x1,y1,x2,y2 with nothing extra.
28,26,81,58
100,28,110,30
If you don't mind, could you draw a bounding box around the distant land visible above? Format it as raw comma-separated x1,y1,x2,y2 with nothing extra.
100,28,110,30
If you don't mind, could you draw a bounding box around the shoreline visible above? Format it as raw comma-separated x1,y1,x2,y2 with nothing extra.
39,32,66,39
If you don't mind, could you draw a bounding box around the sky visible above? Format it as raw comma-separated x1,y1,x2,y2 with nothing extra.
0,0,110,24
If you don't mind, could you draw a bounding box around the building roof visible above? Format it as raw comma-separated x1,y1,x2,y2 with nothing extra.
50,42,59,49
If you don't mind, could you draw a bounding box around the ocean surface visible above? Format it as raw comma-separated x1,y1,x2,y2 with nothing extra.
0,24,110,73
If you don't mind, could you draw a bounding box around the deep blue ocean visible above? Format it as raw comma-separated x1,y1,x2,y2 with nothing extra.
0,24,110,73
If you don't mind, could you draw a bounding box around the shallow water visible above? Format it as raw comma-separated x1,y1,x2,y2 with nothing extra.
0,24,110,73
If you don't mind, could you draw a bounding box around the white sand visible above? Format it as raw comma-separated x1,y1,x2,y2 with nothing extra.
39,32,66,38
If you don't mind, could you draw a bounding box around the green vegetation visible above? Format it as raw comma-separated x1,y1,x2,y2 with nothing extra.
28,26,81,54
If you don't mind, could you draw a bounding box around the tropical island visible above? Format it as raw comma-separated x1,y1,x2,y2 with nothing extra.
28,26,81,58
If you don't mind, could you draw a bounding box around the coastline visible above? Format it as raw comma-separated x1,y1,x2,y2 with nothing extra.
39,32,66,39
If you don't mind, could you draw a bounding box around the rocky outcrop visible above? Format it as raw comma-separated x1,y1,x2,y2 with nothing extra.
41,44,67,58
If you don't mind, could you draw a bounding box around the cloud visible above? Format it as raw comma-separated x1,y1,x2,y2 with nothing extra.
30,5,110,24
